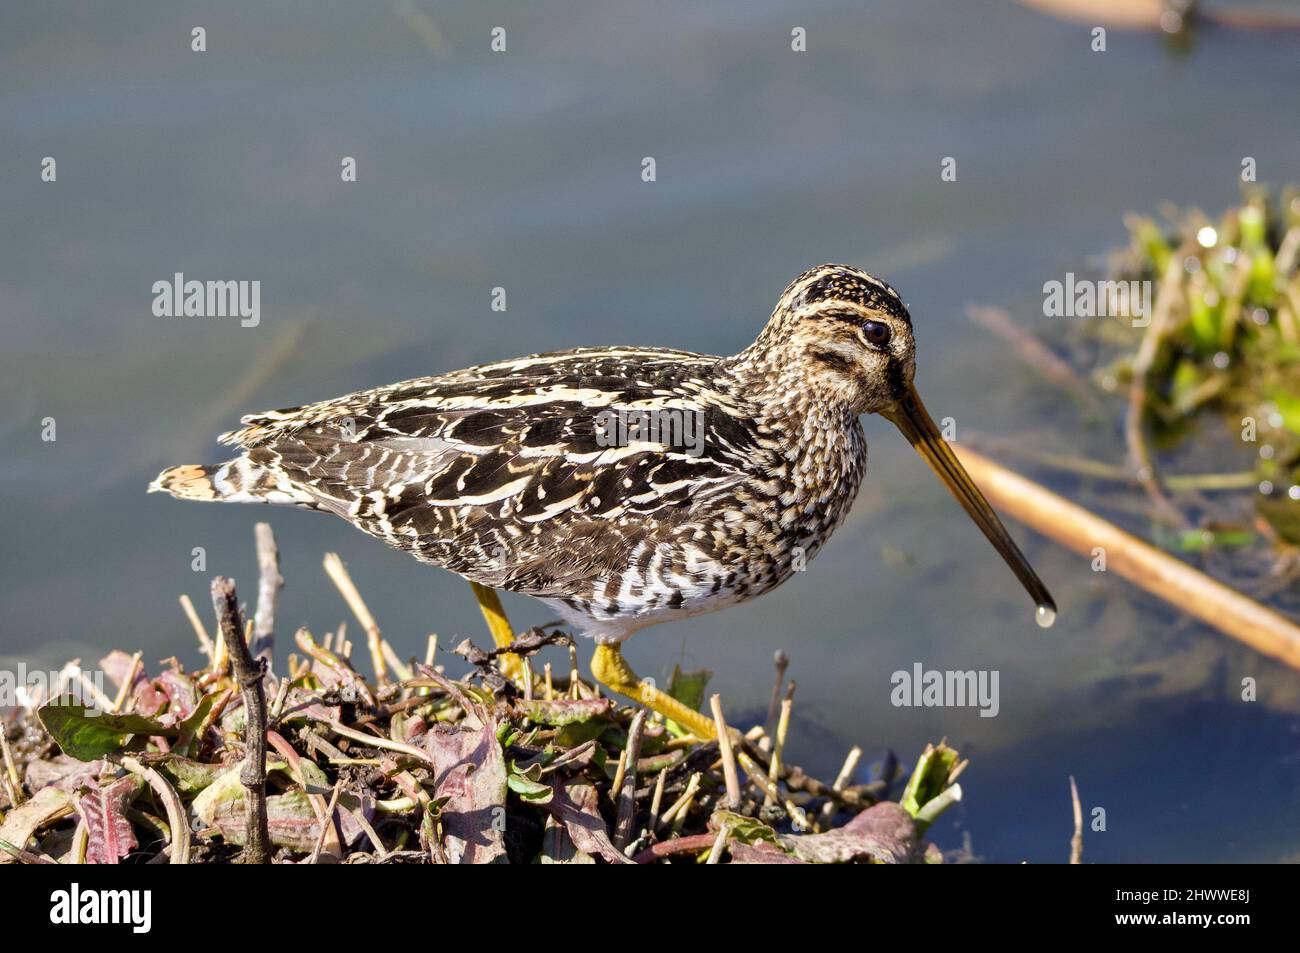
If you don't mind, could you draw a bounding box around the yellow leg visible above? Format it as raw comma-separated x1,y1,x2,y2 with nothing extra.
468,581,527,686
590,643,717,741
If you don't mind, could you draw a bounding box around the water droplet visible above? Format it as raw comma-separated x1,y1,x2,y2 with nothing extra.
1035,605,1056,629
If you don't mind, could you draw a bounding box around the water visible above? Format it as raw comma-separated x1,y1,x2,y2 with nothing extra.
2,1,1299,863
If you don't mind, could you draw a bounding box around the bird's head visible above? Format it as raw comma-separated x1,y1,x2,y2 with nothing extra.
758,263,917,416
747,263,1056,625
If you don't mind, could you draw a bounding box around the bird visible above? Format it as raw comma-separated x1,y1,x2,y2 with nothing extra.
151,263,1055,740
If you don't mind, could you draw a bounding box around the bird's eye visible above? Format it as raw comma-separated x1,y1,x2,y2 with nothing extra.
860,321,892,347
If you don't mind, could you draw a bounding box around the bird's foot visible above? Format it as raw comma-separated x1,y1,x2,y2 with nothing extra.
468,580,527,687
590,643,718,741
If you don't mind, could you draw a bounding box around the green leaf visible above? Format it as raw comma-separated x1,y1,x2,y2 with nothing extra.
1268,393,1300,436
515,697,611,726
553,720,610,748
178,692,217,735
37,698,178,761
1156,526,1255,552
507,761,554,803
711,810,779,846
153,755,225,795
664,666,711,738
193,761,300,825
900,742,959,823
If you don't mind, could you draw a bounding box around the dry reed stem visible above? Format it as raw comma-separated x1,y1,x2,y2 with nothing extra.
955,444,1300,671
179,594,215,661
252,522,283,664
323,552,389,684
709,694,742,809
1069,775,1084,865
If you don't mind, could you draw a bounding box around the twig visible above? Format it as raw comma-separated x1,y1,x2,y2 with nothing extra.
1069,775,1083,865
323,553,389,684
268,676,291,724
179,594,215,661
964,433,1257,492
308,781,343,865
646,767,668,833
765,691,793,807
709,694,742,809
954,444,1300,671
1015,0,1300,33
656,771,701,832
252,523,283,665
325,720,435,765
0,840,57,864
75,669,116,714
120,756,190,864
351,807,389,860
380,640,414,683
110,651,142,713
1124,249,1189,526
211,577,271,864
670,777,699,836
818,745,862,828
737,751,808,830
764,650,789,741
70,820,87,864
967,304,1102,411
613,710,647,850
608,712,635,800
632,832,716,864
705,822,730,864
0,727,21,799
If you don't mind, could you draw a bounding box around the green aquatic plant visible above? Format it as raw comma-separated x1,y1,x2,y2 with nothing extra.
1102,187,1300,545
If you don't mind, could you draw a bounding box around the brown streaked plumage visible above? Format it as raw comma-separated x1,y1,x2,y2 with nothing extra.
151,264,1055,738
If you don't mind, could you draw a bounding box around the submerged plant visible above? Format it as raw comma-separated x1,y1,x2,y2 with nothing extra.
1091,187,1300,547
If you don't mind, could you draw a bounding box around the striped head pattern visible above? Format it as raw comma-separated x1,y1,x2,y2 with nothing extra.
736,264,917,416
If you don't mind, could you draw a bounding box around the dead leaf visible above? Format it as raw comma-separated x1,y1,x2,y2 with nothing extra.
425,721,508,864
0,787,73,864
514,697,611,726
780,802,919,864
24,755,109,793
539,780,632,865
100,650,166,716
538,814,596,864
77,775,143,864
729,841,808,864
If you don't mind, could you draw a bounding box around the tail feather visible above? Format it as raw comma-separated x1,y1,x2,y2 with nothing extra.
149,456,315,506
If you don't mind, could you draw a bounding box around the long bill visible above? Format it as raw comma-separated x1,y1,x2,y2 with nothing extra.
881,385,1057,627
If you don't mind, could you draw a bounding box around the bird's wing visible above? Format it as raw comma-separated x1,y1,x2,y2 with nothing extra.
223,347,775,596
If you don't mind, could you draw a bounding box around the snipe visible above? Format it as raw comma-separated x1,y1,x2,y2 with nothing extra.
152,264,1055,738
